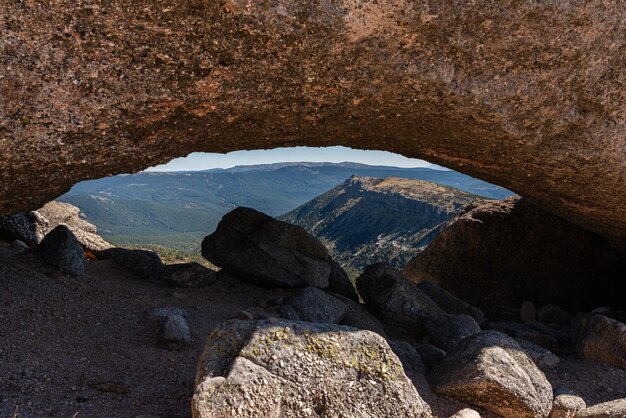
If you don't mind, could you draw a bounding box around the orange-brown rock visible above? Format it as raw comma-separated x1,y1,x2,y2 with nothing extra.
1,0,624,243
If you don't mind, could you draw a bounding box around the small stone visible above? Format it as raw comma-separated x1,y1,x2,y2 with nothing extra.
538,304,572,327
549,388,586,418
450,408,481,418
39,225,85,276
576,398,626,418
521,301,537,324
236,310,254,320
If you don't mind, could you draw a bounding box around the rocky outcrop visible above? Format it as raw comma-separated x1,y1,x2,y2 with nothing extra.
1,0,625,248
39,225,85,276
430,331,553,418
576,315,626,369
357,263,480,350
0,201,111,251
404,197,626,311
202,207,354,294
37,201,112,252
192,319,431,417
281,176,482,270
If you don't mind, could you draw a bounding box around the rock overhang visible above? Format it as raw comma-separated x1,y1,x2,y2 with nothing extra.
1,0,624,243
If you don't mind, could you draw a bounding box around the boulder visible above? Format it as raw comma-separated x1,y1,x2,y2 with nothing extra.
516,338,560,370
414,344,446,371
165,262,217,288
147,307,191,351
357,263,444,333
538,305,573,327
416,280,486,326
201,207,349,289
330,292,387,337
576,315,626,369
279,287,347,324
97,248,167,282
357,263,479,349
450,409,481,418
0,211,48,245
39,225,85,276
549,388,586,418
521,301,537,324
576,399,626,418
404,197,626,312
490,321,559,351
192,319,431,417
430,330,553,418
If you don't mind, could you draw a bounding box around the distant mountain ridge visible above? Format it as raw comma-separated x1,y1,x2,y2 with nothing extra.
59,162,512,252
281,176,483,273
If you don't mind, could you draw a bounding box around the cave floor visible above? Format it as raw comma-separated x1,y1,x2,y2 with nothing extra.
0,240,624,418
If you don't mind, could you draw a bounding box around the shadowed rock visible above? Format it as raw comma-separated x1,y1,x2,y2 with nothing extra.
165,262,217,288
576,314,626,369
404,197,626,311
39,225,85,276
430,330,553,418
279,287,347,324
202,207,354,295
97,248,167,282
192,319,431,417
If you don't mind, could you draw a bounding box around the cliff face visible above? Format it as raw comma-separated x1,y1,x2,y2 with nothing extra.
0,0,625,243
281,177,481,271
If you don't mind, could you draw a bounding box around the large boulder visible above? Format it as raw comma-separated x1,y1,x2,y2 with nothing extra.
279,287,347,324
201,207,352,292
0,211,48,245
96,248,167,282
39,225,85,276
576,314,626,369
192,319,431,417
404,197,626,311
430,330,553,418
357,263,480,349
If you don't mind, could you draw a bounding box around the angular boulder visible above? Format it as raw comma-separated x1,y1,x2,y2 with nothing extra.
97,248,167,282
192,319,431,418
202,207,351,291
165,262,217,288
430,330,553,418
357,263,479,349
39,225,85,276
576,314,626,369
404,197,626,311
279,287,347,324
416,280,486,327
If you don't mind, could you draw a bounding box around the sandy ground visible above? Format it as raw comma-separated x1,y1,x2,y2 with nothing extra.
0,240,624,418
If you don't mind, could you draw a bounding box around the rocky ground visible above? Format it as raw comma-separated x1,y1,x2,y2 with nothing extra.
1,204,625,417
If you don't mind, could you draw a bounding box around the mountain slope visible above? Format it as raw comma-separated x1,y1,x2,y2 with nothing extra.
280,176,484,272
60,162,512,251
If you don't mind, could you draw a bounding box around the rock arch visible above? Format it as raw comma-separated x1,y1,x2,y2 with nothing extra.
1,0,624,242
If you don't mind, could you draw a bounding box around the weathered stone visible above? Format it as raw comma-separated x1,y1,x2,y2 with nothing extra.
549,388,586,418
491,322,559,351
428,313,481,352
147,307,191,351
329,292,387,337
192,319,431,417
279,287,347,324
97,248,167,282
39,225,85,276
202,207,348,289
414,344,446,371
416,280,486,326
576,399,626,418
516,338,560,370
357,263,443,333
2,0,625,248
450,409,481,418
37,201,112,251
165,262,217,288
430,330,553,418
404,197,626,312
0,212,48,245
521,301,537,324
576,315,626,369
539,305,573,328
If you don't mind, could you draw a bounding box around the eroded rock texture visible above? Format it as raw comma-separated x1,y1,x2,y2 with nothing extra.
1,0,625,242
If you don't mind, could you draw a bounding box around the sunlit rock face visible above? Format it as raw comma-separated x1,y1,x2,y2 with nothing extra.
1,0,624,242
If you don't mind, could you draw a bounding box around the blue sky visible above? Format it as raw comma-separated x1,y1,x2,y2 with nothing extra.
146,146,436,172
